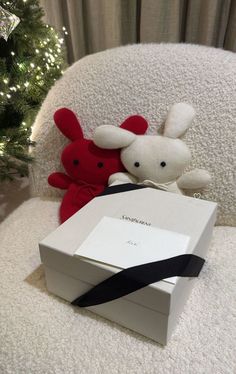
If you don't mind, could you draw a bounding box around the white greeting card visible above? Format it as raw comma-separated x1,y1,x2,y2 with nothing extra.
74,216,190,284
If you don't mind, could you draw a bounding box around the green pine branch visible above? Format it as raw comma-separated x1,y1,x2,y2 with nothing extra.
0,0,67,181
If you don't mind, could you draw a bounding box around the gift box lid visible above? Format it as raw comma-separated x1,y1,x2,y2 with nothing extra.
39,187,217,315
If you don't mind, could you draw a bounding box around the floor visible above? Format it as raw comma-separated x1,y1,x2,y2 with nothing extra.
0,177,31,223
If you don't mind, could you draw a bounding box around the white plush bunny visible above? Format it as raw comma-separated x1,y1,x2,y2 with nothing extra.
93,103,211,195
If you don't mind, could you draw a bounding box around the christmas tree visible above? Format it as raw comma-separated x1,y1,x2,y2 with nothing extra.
0,0,66,181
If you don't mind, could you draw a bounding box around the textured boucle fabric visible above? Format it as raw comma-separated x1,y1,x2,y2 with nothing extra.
0,198,235,373
30,44,236,226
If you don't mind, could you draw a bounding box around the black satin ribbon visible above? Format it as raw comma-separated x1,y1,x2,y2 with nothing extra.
72,254,205,307
99,183,147,196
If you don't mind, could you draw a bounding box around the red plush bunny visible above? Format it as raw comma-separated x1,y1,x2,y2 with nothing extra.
48,108,148,223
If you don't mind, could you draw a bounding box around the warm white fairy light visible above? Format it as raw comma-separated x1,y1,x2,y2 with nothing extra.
24,82,29,87
62,26,68,35
11,51,15,56
0,142,5,156
35,49,39,54
0,92,4,96
30,63,35,68
49,54,55,63
18,63,24,70
17,85,20,89
6,94,11,98
3,78,8,84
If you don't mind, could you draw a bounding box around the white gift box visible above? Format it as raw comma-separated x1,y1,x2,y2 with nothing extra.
39,186,217,345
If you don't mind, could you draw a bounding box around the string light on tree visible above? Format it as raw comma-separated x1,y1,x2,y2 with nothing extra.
0,142,5,156
0,0,67,181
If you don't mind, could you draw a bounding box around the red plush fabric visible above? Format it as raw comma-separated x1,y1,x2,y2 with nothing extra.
48,108,147,223
120,115,148,134
59,182,105,223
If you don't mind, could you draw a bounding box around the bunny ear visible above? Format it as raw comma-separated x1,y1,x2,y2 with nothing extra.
94,125,136,149
53,108,84,141
164,103,195,139
120,115,148,135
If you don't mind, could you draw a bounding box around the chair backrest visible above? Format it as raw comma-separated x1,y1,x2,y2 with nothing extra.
30,43,236,226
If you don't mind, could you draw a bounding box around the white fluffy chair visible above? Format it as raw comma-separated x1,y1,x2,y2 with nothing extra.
1,44,235,373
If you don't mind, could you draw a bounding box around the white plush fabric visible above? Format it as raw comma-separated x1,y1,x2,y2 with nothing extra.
164,102,195,138
30,44,236,226
93,103,206,191
0,197,235,373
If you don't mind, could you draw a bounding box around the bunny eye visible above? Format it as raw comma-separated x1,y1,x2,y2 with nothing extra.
160,161,166,167
97,162,104,168
73,159,79,165
134,162,140,167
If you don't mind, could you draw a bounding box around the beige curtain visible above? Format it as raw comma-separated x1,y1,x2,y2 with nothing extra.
40,0,236,64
